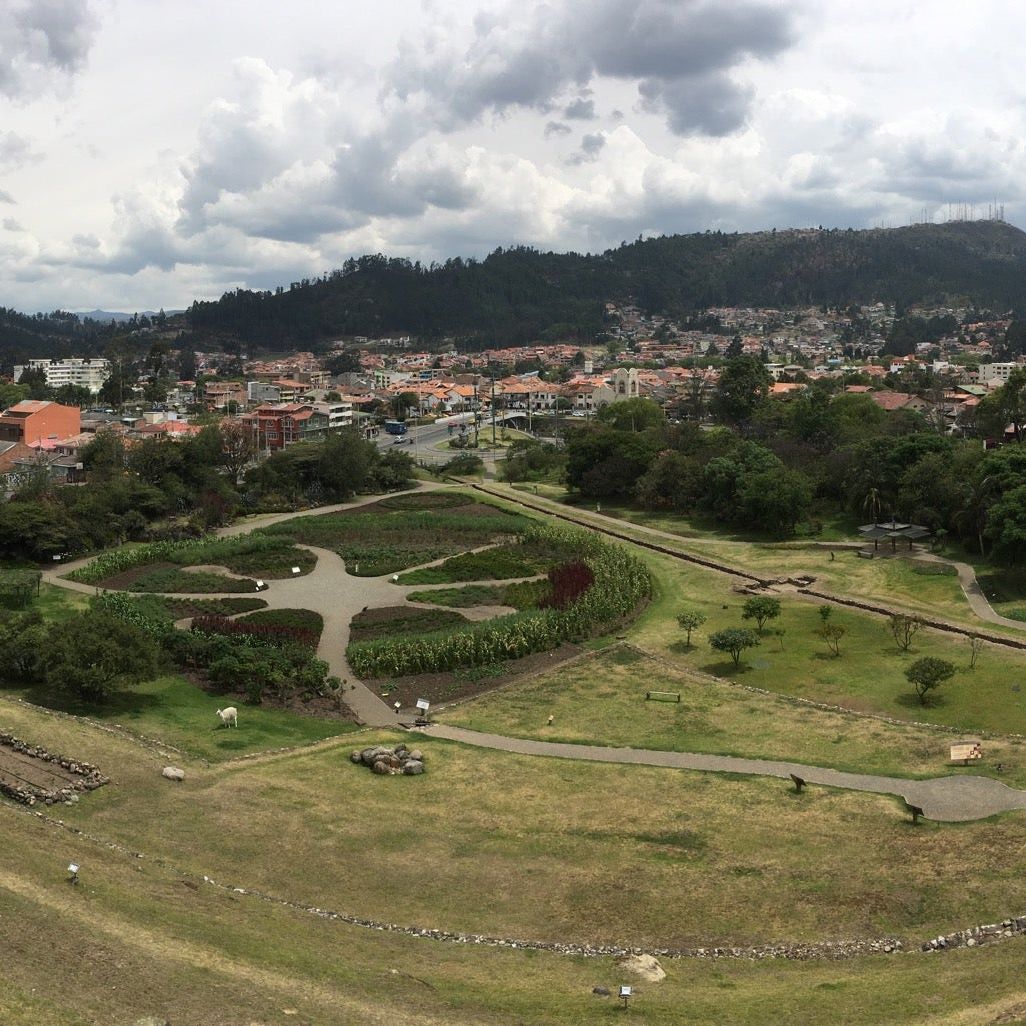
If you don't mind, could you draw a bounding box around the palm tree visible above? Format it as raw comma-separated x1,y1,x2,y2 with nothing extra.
862,485,883,524
956,475,995,556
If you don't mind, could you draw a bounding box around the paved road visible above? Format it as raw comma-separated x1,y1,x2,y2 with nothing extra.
419,724,1026,823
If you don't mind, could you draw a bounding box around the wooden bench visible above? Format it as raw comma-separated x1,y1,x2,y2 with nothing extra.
646,691,681,703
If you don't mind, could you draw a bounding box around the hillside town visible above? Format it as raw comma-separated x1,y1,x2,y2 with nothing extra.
1,300,1019,483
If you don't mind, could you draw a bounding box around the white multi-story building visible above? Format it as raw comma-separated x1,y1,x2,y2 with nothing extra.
310,400,354,430
14,357,111,394
979,362,1020,387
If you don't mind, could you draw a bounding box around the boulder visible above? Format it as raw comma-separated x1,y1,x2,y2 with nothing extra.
403,760,425,775
350,750,363,763
161,766,185,782
371,760,392,775
407,749,424,762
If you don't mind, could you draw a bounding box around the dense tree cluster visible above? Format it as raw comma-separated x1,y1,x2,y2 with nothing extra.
552,361,1026,559
0,427,414,563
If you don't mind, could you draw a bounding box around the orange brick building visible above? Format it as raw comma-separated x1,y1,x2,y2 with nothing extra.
0,401,82,445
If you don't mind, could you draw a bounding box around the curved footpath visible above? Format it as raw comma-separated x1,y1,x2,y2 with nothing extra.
418,723,1026,823
40,481,1026,821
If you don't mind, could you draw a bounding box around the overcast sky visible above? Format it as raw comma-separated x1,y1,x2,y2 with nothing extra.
2,0,1024,312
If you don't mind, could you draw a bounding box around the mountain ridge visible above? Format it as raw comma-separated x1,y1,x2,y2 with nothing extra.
3,220,1026,365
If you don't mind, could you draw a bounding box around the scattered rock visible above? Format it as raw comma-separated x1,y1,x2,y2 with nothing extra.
617,953,666,982
592,986,611,996
162,766,185,782
403,761,425,775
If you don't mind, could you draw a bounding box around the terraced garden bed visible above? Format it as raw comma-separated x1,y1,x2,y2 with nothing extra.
259,493,531,576
349,606,472,642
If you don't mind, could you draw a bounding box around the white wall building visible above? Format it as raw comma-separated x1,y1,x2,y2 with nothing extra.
979,362,1020,387
14,357,112,394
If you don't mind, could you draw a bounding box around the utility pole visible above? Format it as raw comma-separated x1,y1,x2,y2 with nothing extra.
491,375,497,446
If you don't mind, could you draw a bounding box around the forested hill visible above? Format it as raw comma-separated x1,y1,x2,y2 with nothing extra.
186,220,1026,349
0,308,120,368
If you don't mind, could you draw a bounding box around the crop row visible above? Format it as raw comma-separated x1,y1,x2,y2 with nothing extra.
347,526,650,677
66,535,309,584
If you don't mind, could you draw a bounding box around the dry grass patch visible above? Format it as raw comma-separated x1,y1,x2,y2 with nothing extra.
443,645,1026,785
35,717,1026,951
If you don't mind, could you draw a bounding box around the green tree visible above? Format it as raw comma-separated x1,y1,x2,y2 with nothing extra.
736,466,812,535
676,609,707,646
741,596,781,631
984,484,1026,564
391,391,418,419
40,609,160,703
889,613,923,652
905,657,954,706
0,380,30,409
596,397,666,433
710,356,771,426
709,627,761,667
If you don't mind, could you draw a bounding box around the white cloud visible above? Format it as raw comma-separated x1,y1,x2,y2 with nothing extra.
0,0,99,98
7,0,1026,311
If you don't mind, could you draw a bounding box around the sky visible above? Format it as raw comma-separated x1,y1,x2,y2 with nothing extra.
1,0,1025,313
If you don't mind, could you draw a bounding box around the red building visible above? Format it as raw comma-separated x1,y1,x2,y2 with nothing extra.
240,404,329,450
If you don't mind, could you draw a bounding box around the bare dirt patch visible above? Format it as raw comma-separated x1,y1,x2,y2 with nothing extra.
95,560,177,590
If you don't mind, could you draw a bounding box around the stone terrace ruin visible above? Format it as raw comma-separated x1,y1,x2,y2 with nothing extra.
0,730,108,806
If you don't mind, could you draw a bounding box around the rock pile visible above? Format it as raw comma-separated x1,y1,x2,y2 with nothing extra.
921,917,1026,952
350,743,425,776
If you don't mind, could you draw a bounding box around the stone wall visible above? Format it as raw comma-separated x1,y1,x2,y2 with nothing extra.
0,730,108,806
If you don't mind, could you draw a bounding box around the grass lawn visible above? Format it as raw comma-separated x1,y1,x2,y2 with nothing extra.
4,704,1026,951
6,798,1026,1026
492,484,995,630
444,645,1026,785
1,677,350,762
32,582,89,620
618,548,1026,737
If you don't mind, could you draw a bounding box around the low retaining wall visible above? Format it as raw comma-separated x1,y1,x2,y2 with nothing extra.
0,730,108,806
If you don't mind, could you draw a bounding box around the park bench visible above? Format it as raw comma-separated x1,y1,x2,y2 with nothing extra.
646,691,681,703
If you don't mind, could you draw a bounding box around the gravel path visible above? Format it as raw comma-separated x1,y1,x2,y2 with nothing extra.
419,724,1026,823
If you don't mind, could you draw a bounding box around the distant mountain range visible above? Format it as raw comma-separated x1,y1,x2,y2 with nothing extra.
70,309,182,323
3,221,1026,368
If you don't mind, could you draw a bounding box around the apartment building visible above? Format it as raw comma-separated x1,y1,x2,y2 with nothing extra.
14,357,111,394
